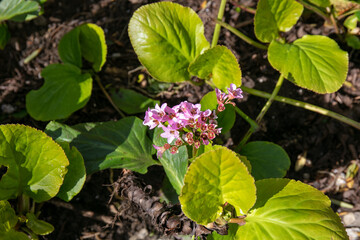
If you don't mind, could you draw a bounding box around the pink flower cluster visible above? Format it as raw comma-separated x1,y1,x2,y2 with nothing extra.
143,101,221,158
216,83,243,112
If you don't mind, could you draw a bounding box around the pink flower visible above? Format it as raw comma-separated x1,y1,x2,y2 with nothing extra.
143,108,160,129
227,83,243,100
160,125,179,144
215,88,227,105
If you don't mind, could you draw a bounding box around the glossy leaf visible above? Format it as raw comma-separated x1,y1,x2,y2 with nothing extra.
0,0,39,21
200,91,236,134
58,27,82,68
111,88,159,114
129,2,210,82
254,0,303,42
0,23,10,50
268,35,348,93
239,141,290,180
307,0,331,7
45,117,157,174
179,147,256,225
237,178,349,240
78,23,107,72
188,46,241,91
26,63,93,121
0,124,68,202
153,127,188,194
56,142,86,202
0,200,17,233
26,213,54,235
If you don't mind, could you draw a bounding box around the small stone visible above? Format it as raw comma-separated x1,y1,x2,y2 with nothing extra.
1,104,16,114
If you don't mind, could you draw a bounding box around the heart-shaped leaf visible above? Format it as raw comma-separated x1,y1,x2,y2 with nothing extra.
0,0,40,21
58,27,82,68
111,88,160,114
200,91,236,134
237,178,349,240
179,147,256,225
26,213,54,235
0,200,17,233
153,127,188,195
45,117,157,174
56,142,86,202
0,124,68,202
239,141,290,180
188,46,241,91
268,35,348,93
26,63,93,121
129,2,210,82
0,23,10,50
254,0,303,42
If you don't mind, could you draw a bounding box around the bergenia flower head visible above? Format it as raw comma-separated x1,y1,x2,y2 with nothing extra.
215,84,243,111
143,101,222,158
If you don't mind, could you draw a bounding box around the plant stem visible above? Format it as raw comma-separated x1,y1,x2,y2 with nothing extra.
211,0,228,47
215,20,268,50
94,75,126,118
241,86,360,131
236,74,285,150
234,106,259,131
297,0,330,22
229,1,256,14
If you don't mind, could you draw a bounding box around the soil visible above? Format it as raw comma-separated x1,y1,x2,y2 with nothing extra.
0,0,360,239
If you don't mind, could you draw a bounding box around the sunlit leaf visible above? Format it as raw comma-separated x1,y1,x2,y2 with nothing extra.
179,147,256,225
254,0,303,42
0,0,39,22
0,124,68,202
129,2,210,82
268,35,348,93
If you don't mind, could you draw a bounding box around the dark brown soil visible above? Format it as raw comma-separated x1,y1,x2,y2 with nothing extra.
1,0,359,239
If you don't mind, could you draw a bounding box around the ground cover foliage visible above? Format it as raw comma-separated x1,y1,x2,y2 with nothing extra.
0,0,360,239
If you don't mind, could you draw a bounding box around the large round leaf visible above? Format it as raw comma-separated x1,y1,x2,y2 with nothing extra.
0,125,68,202
188,46,241,91
268,35,348,93
254,0,303,42
26,63,92,121
237,178,349,240
179,147,256,225
239,141,290,180
45,117,157,174
128,2,210,83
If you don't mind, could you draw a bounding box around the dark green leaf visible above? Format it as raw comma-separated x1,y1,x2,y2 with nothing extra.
0,23,10,50
58,27,82,68
26,213,54,235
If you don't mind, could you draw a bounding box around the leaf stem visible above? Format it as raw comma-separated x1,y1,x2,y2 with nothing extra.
241,86,360,131
211,0,228,47
236,74,285,150
229,1,256,14
297,0,330,22
215,20,268,50
234,106,259,131
94,75,126,118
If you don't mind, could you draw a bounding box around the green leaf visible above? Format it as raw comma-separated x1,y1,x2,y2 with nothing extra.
200,91,236,134
179,147,256,225
346,34,360,49
0,0,39,22
307,0,331,7
0,200,17,233
0,23,10,50
239,141,290,180
237,178,349,240
207,223,239,240
268,35,348,93
78,23,107,72
45,117,157,174
26,213,54,235
128,2,210,83
0,124,69,202
0,229,29,240
344,14,359,30
26,63,93,121
153,127,188,195
254,0,303,42
111,88,160,114
56,142,86,202
188,46,241,91
58,27,82,68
